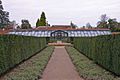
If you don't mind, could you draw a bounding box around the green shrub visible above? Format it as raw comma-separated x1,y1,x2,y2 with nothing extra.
3,46,54,80
73,34,120,75
0,35,46,75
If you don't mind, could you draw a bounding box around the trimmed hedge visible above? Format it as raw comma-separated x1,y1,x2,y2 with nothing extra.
73,34,120,75
0,35,46,75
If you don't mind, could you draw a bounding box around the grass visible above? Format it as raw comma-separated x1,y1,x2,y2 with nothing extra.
2,46,54,80
66,46,120,80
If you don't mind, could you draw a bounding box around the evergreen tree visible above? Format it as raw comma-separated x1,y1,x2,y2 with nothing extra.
36,19,40,27
108,18,120,32
39,12,46,26
0,0,9,29
36,12,46,27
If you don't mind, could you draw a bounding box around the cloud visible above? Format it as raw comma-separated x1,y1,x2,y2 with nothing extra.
2,0,120,27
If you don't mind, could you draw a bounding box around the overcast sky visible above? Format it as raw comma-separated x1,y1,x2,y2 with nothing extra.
2,0,120,27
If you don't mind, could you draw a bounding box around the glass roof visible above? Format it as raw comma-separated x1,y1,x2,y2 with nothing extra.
8,30,111,37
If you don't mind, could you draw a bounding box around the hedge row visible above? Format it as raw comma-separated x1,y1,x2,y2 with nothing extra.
0,35,46,75
73,34,120,75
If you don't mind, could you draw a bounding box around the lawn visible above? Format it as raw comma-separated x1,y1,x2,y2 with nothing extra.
66,46,120,80
2,46,54,80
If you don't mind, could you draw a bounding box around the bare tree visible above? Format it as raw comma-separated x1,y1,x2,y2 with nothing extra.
21,19,32,29
100,14,108,22
97,14,108,28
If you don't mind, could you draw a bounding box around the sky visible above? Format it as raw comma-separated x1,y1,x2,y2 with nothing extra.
2,0,120,27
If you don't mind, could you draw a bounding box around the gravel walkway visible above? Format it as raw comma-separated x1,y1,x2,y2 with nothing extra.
41,46,83,80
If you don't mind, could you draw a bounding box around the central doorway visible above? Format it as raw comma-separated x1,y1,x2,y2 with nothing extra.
50,30,69,42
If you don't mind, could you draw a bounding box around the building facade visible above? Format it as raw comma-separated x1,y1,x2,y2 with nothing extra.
8,25,111,39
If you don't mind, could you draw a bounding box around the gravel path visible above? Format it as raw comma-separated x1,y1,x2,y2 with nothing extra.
41,46,83,80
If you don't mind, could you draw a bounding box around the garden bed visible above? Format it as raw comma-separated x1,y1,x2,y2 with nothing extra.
1,46,54,80
66,46,120,80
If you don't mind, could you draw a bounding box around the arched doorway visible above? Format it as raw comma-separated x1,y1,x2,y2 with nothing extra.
50,30,68,42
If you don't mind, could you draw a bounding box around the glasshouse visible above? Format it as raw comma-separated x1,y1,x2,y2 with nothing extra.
8,25,111,38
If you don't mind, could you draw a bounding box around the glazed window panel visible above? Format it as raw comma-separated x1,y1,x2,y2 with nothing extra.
16,32,18,34
38,31,42,34
9,32,14,34
28,33,31,36
101,31,105,35
77,31,80,34
12,32,16,34
97,31,101,34
21,32,23,35
22,32,25,35
83,31,88,33
97,31,102,35
107,31,111,34
72,31,74,33
88,33,91,37
91,33,95,36
74,33,78,37
81,32,84,36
